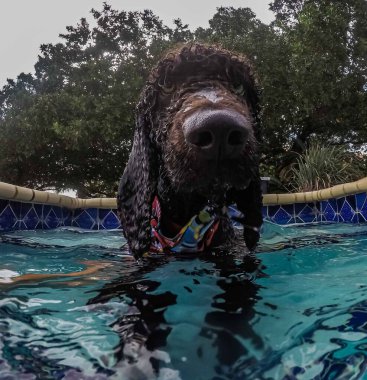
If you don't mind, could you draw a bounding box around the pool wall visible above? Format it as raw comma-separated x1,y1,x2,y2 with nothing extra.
0,178,367,232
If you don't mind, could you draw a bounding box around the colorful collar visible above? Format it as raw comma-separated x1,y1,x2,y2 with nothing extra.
147,196,224,255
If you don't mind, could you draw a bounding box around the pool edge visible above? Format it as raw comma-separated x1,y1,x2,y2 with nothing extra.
0,178,367,231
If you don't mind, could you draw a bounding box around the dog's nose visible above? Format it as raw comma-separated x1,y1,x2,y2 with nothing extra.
183,109,250,159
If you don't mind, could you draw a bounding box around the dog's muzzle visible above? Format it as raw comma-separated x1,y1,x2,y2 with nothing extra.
183,109,250,160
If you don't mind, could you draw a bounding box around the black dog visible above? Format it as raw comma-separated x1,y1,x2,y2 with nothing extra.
117,44,263,258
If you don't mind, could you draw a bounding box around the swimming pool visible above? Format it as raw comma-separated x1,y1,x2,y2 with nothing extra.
1,223,367,379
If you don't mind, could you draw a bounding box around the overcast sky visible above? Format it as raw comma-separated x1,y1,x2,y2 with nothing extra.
0,1,273,87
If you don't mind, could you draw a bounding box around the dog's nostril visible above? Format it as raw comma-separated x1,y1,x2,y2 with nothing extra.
195,131,213,147
228,130,246,146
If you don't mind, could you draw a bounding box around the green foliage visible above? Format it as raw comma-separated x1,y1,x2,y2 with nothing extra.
0,1,366,195
270,0,367,151
0,5,192,196
273,0,367,187
288,141,364,192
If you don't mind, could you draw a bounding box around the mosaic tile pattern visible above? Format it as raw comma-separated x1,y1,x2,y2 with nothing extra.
264,193,367,225
0,200,72,232
1,193,367,232
72,208,120,230
265,202,321,225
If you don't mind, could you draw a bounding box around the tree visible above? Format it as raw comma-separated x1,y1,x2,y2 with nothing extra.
0,5,192,196
1,3,366,194
269,0,367,158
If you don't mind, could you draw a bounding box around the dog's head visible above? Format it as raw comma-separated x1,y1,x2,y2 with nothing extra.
118,43,261,257
139,44,260,196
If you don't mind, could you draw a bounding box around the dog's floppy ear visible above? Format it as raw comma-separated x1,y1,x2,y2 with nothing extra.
117,101,159,258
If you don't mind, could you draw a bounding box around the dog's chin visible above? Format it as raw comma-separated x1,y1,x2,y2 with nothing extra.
168,161,252,196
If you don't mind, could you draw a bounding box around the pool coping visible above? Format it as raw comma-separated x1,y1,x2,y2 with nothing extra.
1,178,367,209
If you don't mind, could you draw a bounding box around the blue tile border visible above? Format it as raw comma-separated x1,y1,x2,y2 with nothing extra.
0,200,123,232
1,193,367,232
262,194,367,226
0,200,74,232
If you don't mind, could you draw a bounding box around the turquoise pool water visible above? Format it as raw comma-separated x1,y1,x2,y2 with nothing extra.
1,223,367,379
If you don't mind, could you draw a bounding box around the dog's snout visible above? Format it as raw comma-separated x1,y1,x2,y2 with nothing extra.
183,110,250,159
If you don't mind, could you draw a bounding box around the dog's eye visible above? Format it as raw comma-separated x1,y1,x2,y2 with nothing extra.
234,84,245,96
160,84,176,95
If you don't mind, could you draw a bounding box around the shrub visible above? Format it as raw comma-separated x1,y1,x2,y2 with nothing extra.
289,141,364,192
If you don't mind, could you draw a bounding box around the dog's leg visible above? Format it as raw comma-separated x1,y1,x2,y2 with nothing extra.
229,175,263,251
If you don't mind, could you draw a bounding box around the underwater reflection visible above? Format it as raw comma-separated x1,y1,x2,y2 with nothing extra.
88,250,265,379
